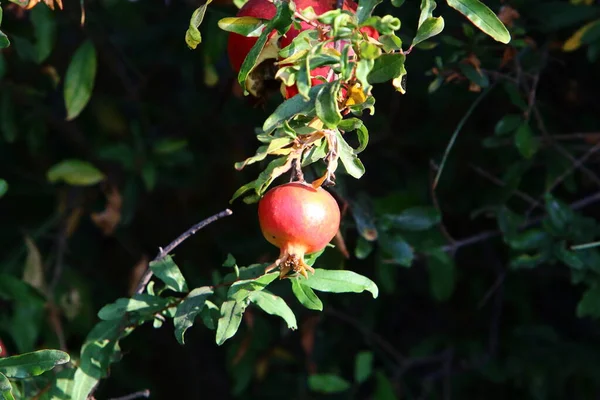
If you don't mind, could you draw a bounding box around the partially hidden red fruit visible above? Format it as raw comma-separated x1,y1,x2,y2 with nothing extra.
258,182,341,278
227,0,376,98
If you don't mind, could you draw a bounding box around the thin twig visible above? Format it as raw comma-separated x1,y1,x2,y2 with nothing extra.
546,140,600,194
442,190,600,253
468,163,541,209
430,160,455,248
108,389,151,400
134,209,233,295
433,85,495,189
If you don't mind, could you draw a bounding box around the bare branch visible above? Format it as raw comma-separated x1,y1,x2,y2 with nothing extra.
134,209,233,295
442,190,600,253
108,389,151,400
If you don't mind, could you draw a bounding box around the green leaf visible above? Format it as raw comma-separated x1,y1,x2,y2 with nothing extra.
545,193,573,232
218,16,265,37
31,5,56,64
355,236,374,259
507,229,549,250
303,269,378,298
0,274,45,353
374,371,398,400
249,290,297,329
0,350,69,379
97,294,170,320
0,27,8,49
216,299,247,345
383,206,440,231
0,180,7,198
391,0,404,6
72,320,128,400
339,118,369,153
238,0,293,90
227,272,279,301
514,123,538,159
149,255,188,293
337,131,366,179
413,17,445,47
446,0,510,44
64,40,97,120
316,82,342,128
577,286,600,318
379,234,414,267
308,374,351,394
230,157,289,203
47,159,105,186
174,286,214,344
291,278,323,310
446,0,511,44
368,53,406,84
201,300,220,330
555,243,585,270
0,373,14,400
223,263,271,283
185,0,213,49
378,34,403,52
426,250,455,301
262,84,322,133
354,351,374,384
222,253,237,268
46,368,75,400
494,114,523,136
356,0,383,24
418,0,437,27
458,63,489,88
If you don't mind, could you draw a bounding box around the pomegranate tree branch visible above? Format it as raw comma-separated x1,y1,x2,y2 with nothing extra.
442,190,600,253
108,389,151,400
134,209,233,295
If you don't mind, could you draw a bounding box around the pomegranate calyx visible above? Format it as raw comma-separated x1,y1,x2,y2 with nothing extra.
265,246,314,279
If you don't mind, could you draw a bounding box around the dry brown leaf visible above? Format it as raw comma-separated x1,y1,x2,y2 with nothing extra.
469,82,482,92
464,53,482,73
333,230,350,259
499,46,517,69
497,5,520,27
91,186,122,236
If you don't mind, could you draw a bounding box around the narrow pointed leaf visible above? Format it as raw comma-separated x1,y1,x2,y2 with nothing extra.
249,290,297,329
291,278,323,310
303,269,378,298
216,300,247,345
64,40,97,120
0,350,70,379
446,0,511,44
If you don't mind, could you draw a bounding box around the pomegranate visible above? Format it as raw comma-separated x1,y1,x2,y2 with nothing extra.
226,0,378,98
258,182,341,278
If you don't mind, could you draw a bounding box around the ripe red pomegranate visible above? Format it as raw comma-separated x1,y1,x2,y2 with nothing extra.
258,182,341,278
227,0,377,98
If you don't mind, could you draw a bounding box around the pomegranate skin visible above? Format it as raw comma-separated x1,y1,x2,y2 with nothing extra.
227,0,359,74
258,182,340,256
227,0,277,73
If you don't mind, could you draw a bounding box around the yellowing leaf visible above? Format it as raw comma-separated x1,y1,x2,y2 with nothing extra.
344,84,367,107
563,19,600,51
